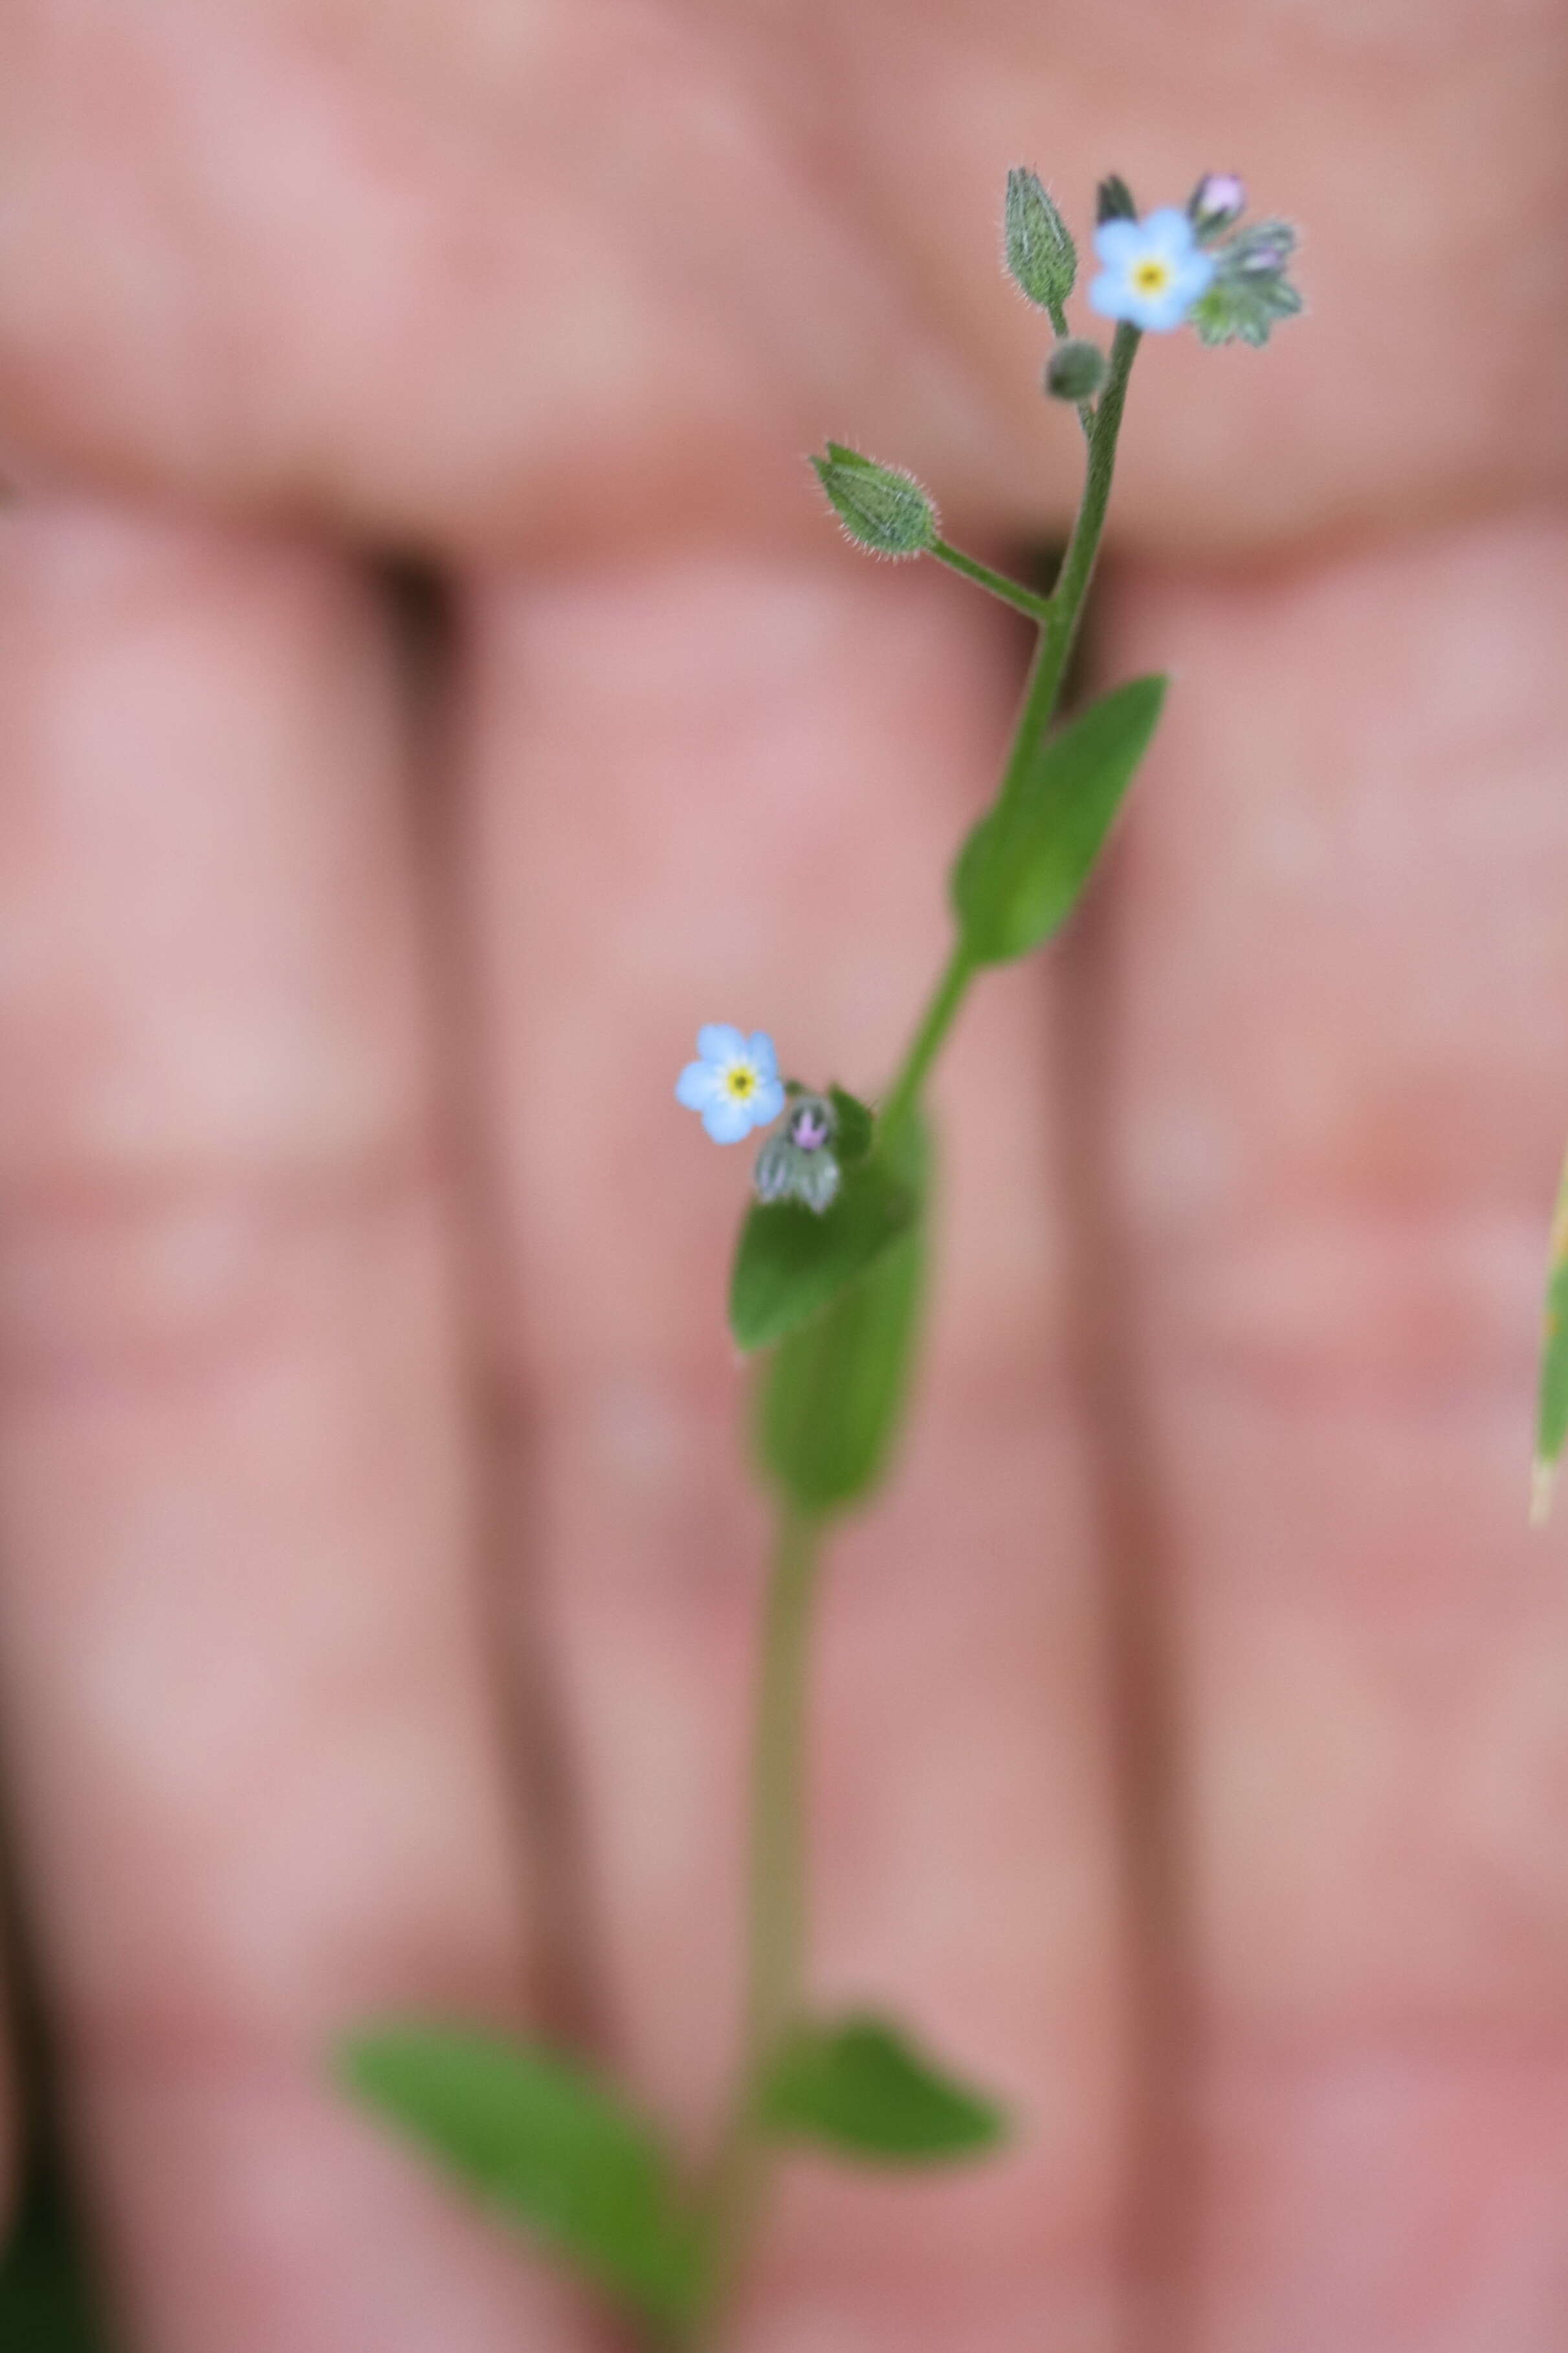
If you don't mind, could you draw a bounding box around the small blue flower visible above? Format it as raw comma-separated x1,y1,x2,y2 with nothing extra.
676,1023,786,1144
1089,206,1215,333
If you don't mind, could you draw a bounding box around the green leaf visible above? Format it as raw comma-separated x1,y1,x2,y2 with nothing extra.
1002,168,1076,318
341,2025,701,2333
760,2013,1008,2163
952,673,1167,964
757,1121,926,1513
810,444,939,559
730,1151,916,1353
1532,1150,1568,1522
828,1085,874,1166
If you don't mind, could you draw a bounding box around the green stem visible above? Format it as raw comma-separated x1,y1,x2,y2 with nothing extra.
690,318,1144,2347
693,1501,826,2335
881,324,1141,1145
930,541,1052,622
993,319,1142,811
878,937,976,1141
744,1501,825,2064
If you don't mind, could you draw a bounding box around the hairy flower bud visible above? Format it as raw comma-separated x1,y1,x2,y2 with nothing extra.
1043,338,1109,401
810,445,939,559
754,1093,843,1214
1187,171,1246,240
1095,173,1138,225
1002,168,1077,317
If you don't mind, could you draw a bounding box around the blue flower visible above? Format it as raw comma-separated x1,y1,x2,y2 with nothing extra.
676,1024,786,1144
1089,207,1215,333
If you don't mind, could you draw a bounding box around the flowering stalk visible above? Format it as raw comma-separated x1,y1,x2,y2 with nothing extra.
687,309,1151,2328
340,165,1302,2353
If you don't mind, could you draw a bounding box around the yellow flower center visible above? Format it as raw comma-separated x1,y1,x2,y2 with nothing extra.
725,1065,756,1100
1132,259,1171,294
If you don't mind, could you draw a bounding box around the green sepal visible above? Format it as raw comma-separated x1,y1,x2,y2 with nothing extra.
810,444,939,559
1189,221,1303,347
760,2013,1008,2163
1189,270,1302,348
951,674,1167,964
756,1118,926,1513
1002,168,1076,318
828,1085,875,1165
730,1149,916,1353
340,2025,701,2334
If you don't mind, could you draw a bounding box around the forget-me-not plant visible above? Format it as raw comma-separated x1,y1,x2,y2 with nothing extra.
344,165,1304,2352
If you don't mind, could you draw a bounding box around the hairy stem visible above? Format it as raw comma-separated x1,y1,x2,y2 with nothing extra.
745,1502,826,2064
931,540,1053,621
995,319,1142,808
881,322,1142,1143
693,1502,825,2336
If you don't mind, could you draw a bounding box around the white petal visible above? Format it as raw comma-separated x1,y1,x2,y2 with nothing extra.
697,1022,747,1065
703,1096,753,1144
1093,217,1143,267
1142,206,1196,255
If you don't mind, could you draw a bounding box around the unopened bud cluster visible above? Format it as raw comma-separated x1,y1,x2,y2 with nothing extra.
1000,164,1301,352
755,1092,843,1214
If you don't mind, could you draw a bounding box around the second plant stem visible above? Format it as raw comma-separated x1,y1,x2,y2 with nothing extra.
701,317,1142,2335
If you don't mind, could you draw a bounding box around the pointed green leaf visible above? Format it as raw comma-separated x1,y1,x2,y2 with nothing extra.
730,1152,916,1353
341,2026,701,2332
757,1120,926,1513
828,1085,875,1166
952,674,1167,964
761,2013,1007,2163
810,445,939,558
1002,168,1076,320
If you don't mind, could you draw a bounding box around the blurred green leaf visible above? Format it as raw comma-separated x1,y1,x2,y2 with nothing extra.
952,675,1166,963
1532,1152,1568,1522
0,2174,106,2353
757,1122,926,1515
730,1153,916,1353
761,2013,1007,2163
828,1086,875,1166
0,1919,109,2353
342,2025,700,2333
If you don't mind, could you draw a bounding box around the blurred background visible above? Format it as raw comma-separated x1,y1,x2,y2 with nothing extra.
0,3,1565,2349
